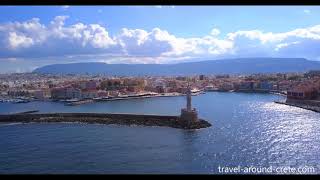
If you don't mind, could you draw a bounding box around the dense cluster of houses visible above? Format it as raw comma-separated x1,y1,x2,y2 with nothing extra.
1,71,320,102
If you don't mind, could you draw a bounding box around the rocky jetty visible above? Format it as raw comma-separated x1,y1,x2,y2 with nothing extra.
0,113,212,130
275,101,320,113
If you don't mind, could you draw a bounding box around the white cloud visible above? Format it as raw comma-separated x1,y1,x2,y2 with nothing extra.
116,28,173,56
0,16,119,58
61,5,70,10
226,25,320,59
7,32,34,49
303,9,311,14
210,28,220,36
153,6,174,9
275,41,300,51
50,15,68,29
1,16,320,66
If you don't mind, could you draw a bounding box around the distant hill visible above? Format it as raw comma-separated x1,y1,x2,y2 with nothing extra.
33,58,320,76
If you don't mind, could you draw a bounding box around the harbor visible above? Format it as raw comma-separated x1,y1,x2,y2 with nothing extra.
0,90,211,129
1,91,319,174
0,97,33,103
69,91,203,105
0,91,204,106
0,86,211,129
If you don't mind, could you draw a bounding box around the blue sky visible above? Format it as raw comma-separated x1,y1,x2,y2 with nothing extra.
2,6,320,37
1,6,320,73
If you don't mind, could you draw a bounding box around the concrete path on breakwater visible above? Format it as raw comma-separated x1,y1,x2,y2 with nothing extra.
0,113,212,130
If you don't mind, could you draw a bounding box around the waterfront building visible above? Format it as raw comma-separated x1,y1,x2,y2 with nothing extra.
178,87,189,94
239,81,255,90
97,90,109,98
287,84,318,100
108,90,120,97
51,87,81,100
277,80,291,91
79,80,97,90
258,81,274,91
100,79,124,91
155,85,167,93
86,80,98,90
167,80,178,89
33,89,51,100
7,90,30,97
66,87,81,99
81,89,98,99
144,85,157,93
219,83,234,91
51,87,66,99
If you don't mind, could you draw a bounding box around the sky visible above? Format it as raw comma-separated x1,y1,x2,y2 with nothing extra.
1,5,320,73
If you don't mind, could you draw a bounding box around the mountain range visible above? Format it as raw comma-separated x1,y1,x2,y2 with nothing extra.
33,58,320,76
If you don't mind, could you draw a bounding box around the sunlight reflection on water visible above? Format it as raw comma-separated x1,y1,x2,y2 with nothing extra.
0,92,319,174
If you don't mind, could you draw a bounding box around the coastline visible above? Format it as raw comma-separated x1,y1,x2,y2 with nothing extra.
0,92,187,106
0,113,212,130
205,89,287,96
1,90,285,106
274,100,320,113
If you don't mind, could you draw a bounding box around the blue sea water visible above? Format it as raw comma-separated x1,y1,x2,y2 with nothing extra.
0,92,319,174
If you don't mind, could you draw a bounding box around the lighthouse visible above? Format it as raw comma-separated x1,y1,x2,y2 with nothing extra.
186,86,192,111
180,83,199,125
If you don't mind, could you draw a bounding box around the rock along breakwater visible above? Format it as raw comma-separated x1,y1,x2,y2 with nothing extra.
275,100,320,113
0,113,212,130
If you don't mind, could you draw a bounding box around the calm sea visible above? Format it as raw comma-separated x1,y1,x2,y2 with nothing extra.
0,92,319,174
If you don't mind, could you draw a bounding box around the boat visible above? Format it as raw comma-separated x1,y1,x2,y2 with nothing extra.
12,99,31,103
190,89,204,96
94,96,111,101
93,97,103,101
65,98,80,102
65,99,93,106
204,86,219,91
94,97,114,101
156,92,183,97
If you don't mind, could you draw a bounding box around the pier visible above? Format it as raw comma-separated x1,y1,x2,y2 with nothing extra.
0,113,212,130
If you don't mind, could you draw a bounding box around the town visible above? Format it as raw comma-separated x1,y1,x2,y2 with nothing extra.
0,71,320,108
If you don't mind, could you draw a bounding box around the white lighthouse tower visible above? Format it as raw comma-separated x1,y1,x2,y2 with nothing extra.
180,83,199,125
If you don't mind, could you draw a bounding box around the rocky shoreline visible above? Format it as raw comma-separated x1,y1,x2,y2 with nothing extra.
0,113,212,130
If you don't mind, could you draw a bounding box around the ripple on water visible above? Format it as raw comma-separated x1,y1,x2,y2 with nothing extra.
0,92,320,174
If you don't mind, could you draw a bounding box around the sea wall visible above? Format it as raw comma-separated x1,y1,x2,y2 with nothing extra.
286,99,320,107
275,100,320,113
0,113,212,129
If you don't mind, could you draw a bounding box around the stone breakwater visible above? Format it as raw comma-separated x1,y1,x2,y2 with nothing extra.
275,100,320,113
0,113,212,130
